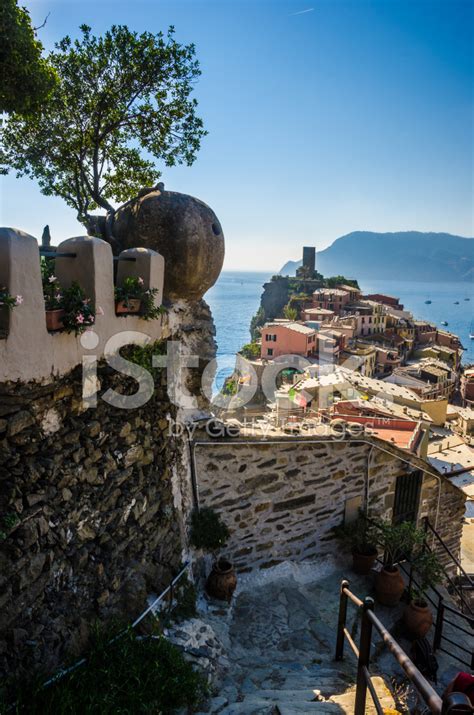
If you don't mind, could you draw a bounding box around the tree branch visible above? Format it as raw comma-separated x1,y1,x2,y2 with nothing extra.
33,12,50,31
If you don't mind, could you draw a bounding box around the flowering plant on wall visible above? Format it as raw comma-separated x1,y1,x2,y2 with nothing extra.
41,260,63,311
61,282,96,334
114,276,164,320
0,288,22,309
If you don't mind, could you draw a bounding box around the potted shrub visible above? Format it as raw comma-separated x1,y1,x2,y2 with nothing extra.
115,276,143,314
115,276,164,318
42,266,65,331
334,512,378,575
189,507,236,603
374,520,425,606
61,282,96,334
404,550,442,638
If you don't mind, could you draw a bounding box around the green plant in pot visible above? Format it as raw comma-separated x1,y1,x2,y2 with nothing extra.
60,282,96,334
41,260,65,331
189,507,236,603
114,276,164,319
334,512,378,575
403,550,443,638
374,520,425,606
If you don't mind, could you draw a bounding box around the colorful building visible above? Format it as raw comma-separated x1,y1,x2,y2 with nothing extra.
260,321,317,359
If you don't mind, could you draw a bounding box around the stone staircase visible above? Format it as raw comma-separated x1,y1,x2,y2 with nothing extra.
183,562,402,715
202,660,397,714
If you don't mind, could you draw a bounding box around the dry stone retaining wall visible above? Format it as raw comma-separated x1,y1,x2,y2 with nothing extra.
0,298,217,680
194,438,465,573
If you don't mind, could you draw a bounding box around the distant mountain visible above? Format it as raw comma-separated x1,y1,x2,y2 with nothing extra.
279,259,301,276
279,231,474,282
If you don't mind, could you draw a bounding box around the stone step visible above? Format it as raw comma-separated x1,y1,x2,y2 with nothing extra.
276,702,350,714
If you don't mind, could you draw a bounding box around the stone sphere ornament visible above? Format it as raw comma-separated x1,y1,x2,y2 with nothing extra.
113,186,225,301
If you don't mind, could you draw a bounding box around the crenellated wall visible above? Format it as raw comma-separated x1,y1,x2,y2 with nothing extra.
0,228,164,383
0,227,220,680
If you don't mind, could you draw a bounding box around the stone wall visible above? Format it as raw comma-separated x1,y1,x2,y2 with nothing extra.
0,298,217,680
194,437,466,574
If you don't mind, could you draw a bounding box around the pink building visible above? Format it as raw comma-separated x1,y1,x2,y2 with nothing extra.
364,293,404,311
312,288,350,316
375,347,401,376
302,307,335,322
414,321,437,344
260,322,317,359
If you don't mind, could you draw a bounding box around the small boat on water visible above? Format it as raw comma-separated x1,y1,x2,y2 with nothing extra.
454,301,460,305
441,321,448,326
465,298,470,301
470,322,474,340
425,300,432,304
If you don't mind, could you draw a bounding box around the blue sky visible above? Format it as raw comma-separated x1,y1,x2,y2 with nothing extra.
1,0,472,270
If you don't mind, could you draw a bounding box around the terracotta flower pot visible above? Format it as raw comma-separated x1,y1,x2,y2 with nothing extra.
0,305,9,335
115,298,141,315
206,558,237,603
352,547,378,575
403,600,433,638
45,308,65,331
375,566,405,606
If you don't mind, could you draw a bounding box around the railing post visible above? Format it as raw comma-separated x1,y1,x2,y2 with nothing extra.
433,595,444,651
335,579,349,661
355,596,374,715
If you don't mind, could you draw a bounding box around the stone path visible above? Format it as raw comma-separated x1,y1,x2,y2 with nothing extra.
170,561,402,714
168,559,472,714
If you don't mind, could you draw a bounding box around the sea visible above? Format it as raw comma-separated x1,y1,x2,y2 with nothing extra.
205,272,474,389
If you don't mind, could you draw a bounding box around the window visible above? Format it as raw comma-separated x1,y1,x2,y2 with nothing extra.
265,334,271,342
267,348,273,356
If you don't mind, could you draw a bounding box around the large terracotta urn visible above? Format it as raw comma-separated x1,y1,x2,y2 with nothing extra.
403,600,433,638
206,558,237,603
113,187,225,302
375,566,405,606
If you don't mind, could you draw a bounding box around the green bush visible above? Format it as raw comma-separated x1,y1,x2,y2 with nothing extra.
189,507,230,553
375,519,425,570
240,342,260,360
2,627,207,714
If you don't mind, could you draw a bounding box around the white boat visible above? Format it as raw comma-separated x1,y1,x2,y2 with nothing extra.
441,321,448,326
470,322,474,340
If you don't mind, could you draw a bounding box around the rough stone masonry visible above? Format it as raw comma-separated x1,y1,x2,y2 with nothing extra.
193,437,465,573
0,299,216,680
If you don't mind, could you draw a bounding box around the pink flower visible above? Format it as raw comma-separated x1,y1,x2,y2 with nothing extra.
76,313,85,324
96,306,104,316
55,293,62,301
16,295,23,305
48,275,57,283
89,316,95,323
138,277,144,286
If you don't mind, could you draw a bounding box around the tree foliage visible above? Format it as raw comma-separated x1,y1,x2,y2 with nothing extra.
1,24,206,230
0,0,57,115
324,275,360,289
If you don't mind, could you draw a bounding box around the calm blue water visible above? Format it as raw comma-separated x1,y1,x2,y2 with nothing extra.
205,272,474,387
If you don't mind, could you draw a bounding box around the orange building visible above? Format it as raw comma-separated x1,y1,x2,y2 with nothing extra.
260,322,317,359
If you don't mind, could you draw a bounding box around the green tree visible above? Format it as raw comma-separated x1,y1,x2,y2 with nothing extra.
240,342,261,360
283,304,298,321
1,24,206,239
0,0,57,115
325,275,360,289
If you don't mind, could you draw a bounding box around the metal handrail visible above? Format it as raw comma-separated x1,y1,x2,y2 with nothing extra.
42,562,191,689
424,517,474,589
335,580,473,715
